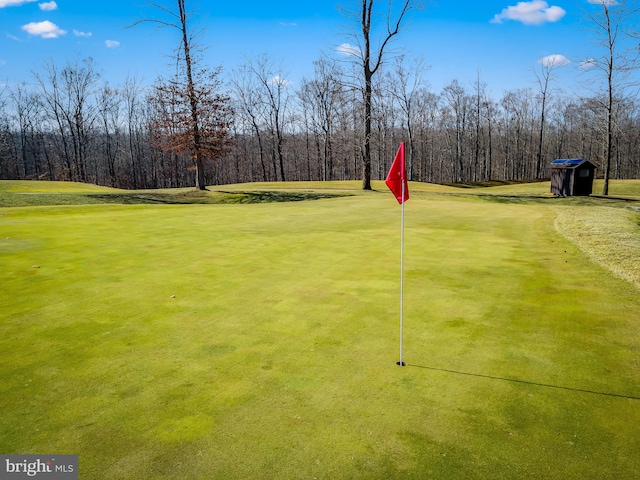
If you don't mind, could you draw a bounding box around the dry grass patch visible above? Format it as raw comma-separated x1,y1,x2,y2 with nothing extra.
554,205,640,289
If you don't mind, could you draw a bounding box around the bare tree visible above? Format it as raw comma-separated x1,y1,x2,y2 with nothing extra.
581,0,640,195
122,76,145,188
299,58,347,181
471,71,489,182
0,86,17,179
340,0,422,189
96,84,122,186
33,58,99,182
499,88,537,180
9,83,43,179
533,56,567,179
131,0,233,190
229,66,271,182
372,74,399,179
442,79,468,182
241,55,291,182
412,87,440,182
385,55,427,180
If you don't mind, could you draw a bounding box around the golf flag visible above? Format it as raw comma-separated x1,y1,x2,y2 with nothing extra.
385,142,409,204
386,142,409,367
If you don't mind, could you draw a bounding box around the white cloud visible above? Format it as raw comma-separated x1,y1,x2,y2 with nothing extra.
73,30,92,37
38,1,57,10
279,22,297,27
336,43,360,57
581,58,597,69
105,40,120,48
0,0,37,7
21,20,67,38
268,75,290,87
492,1,566,25
587,0,618,5
539,54,570,67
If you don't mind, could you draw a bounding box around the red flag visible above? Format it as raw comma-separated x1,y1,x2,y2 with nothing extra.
385,142,409,204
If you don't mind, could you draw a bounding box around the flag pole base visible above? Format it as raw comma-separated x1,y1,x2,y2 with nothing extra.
396,361,406,367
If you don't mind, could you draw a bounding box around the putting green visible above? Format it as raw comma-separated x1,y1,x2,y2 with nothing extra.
1,182,639,479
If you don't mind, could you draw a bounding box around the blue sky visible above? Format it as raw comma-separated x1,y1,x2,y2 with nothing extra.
0,1,601,95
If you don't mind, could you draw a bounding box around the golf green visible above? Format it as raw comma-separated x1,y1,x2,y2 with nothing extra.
1,182,639,479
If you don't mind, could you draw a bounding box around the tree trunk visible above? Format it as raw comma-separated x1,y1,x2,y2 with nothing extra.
178,0,206,190
362,70,373,190
195,153,206,190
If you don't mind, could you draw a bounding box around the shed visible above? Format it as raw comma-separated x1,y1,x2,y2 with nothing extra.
550,158,597,196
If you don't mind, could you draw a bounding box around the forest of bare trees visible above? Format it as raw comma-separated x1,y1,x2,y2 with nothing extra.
2,51,640,190
2,0,640,190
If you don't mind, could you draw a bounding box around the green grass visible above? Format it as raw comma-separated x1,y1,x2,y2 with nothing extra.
1,180,640,479
0,180,351,207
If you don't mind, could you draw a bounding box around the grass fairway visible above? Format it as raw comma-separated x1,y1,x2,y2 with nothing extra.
1,180,640,479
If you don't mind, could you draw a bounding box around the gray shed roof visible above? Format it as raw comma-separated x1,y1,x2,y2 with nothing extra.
550,158,595,169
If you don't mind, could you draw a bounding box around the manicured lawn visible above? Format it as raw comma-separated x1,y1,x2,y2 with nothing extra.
1,180,639,479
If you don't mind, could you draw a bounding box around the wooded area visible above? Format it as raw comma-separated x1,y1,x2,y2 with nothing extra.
2,53,640,189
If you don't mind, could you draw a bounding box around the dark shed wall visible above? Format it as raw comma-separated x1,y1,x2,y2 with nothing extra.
551,169,571,196
573,165,595,195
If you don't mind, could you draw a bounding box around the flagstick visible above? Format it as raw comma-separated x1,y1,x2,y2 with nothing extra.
397,179,406,367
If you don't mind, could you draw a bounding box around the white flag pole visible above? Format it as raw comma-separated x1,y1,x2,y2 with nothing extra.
397,178,406,367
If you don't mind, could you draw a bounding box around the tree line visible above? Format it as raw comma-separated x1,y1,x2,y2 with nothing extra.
2,54,639,189
1,1,639,190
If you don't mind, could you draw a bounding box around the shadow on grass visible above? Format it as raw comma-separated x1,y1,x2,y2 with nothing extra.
215,190,350,203
437,193,640,208
87,193,193,204
0,190,351,207
408,364,640,401
85,191,351,205
441,179,550,189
